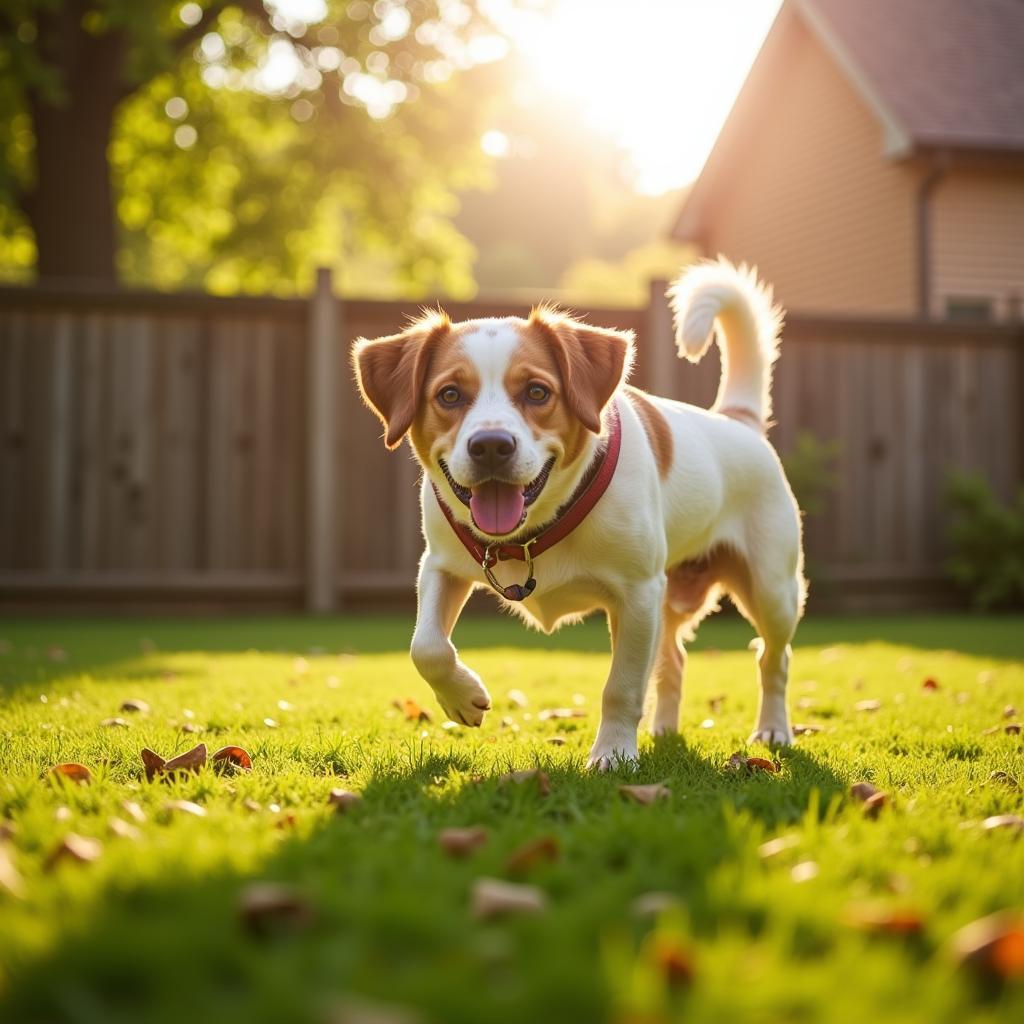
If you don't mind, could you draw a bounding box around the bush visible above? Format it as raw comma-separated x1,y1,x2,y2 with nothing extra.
781,431,841,517
945,472,1024,609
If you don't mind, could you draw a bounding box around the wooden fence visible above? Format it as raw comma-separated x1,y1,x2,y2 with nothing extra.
1,273,1021,612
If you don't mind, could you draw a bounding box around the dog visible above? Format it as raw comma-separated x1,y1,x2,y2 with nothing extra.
353,259,806,770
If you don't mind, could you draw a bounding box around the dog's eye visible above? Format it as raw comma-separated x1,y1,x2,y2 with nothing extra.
526,382,550,404
438,386,462,407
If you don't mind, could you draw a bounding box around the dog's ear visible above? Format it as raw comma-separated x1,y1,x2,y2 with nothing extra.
530,308,634,433
352,311,450,449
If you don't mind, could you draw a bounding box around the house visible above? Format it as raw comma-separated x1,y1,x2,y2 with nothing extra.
671,0,1024,322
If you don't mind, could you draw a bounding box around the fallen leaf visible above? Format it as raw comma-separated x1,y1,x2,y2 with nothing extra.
619,783,671,805
982,814,1024,833
179,722,203,734
239,882,313,936
725,751,748,772
398,698,431,723
850,780,882,801
101,717,130,728
708,694,726,713
745,756,778,774
507,689,528,709
121,800,146,824
160,743,207,776
793,723,822,736
845,906,925,936
1005,723,1022,735
504,835,560,874
438,826,488,859
262,717,279,729
328,788,363,813
46,763,92,785
211,745,253,773
950,912,1024,980
631,891,681,916
649,936,695,987
500,716,519,732
163,800,207,818
108,817,141,841
922,678,940,691
120,699,150,714
46,833,102,869
989,771,1019,788
544,736,567,746
471,877,547,919
275,814,297,830
850,780,889,818
498,769,551,796
243,798,262,813
855,699,882,712
140,748,166,781
538,707,586,720
0,846,24,897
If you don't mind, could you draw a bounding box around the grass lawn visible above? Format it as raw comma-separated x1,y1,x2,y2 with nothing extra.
1,612,1023,1024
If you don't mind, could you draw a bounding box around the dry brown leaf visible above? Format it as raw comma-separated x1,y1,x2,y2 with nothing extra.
950,912,1024,980
179,723,203,734
855,699,882,712
793,723,823,736
545,736,567,746
619,783,671,805
275,813,297,830
0,845,24,897
239,882,313,936
649,936,695,987
922,678,940,691
243,798,262,813
845,905,925,936
101,717,130,728
850,780,889,818
1005,723,1022,735
438,826,488,859
504,835,560,874
328,788,363,813
398,698,431,723
140,748,166,781
160,743,207,776
46,833,102,869
989,771,1019,788
708,694,726,713
108,817,141,841
981,814,1024,833
163,800,207,818
537,707,586,720
498,769,551,796
725,751,748,772
211,745,253,773
120,699,150,714
745,757,778,774
46,763,92,785
471,877,547,919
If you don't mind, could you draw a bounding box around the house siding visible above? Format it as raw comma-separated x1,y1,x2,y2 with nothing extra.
702,16,919,316
931,167,1024,321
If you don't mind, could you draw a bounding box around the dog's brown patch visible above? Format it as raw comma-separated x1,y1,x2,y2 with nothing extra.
666,545,755,619
717,404,765,433
625,386,673,478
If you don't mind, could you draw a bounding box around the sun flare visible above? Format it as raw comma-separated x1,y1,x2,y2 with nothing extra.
491,0,782,193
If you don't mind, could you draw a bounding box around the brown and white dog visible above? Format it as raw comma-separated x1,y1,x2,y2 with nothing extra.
353,259,806,770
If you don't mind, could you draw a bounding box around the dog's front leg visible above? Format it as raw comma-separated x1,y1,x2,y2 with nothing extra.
410,558,491,727
587,575,666,771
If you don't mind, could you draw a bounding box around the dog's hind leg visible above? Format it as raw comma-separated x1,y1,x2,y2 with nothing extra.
651,609,687,736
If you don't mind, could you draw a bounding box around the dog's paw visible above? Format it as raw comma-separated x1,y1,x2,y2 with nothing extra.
586,734,639,773
435,674,492,728
748,724,794,746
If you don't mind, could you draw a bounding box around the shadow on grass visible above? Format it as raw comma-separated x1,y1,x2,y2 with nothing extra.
0,740,848,1024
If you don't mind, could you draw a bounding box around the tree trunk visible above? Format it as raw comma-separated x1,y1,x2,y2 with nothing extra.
24,3,123,284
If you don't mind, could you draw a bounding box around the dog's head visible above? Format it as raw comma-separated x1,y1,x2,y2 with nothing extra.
352,307,634,539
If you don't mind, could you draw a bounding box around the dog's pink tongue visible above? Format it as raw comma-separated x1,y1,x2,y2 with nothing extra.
470,481,525,535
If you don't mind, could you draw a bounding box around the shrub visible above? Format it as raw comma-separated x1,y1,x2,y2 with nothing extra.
944,472,1024,609
781,431,841,517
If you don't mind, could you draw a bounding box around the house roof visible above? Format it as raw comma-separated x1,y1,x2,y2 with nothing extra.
671,0,1024,240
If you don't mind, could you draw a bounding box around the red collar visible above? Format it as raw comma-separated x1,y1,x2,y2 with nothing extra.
432,401,622,600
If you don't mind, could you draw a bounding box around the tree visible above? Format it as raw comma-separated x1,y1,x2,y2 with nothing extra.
0,1,508,291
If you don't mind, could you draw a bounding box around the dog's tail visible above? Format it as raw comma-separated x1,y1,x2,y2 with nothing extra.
667,258,784,425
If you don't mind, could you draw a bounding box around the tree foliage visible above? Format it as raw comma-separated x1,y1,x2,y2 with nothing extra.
0,1,509,294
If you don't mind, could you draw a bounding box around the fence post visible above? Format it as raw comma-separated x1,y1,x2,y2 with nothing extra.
306,267,338,612
646,279,676,398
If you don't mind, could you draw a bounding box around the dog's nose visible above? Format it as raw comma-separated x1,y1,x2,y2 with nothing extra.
467,430,517,471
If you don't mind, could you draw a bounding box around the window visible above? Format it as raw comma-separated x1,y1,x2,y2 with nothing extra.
945,297,994,323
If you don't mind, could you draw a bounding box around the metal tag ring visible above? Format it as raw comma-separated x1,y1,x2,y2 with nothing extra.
481,541,537,602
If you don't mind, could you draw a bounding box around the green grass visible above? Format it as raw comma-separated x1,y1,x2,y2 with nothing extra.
1,612,1022,1024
